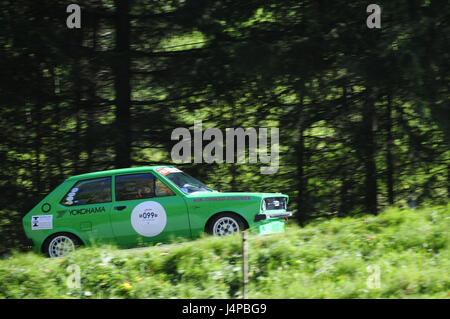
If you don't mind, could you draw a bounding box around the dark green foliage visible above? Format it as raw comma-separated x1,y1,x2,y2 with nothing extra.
0,1,448,253
0,205,448,298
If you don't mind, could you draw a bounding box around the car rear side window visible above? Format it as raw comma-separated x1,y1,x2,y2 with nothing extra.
61,177,112,206
115,173,174,201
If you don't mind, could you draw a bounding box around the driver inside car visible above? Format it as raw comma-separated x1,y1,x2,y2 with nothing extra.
136,182,155,198
155,179,174,196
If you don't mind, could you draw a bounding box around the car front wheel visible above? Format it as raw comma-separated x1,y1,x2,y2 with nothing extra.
207,213,246,236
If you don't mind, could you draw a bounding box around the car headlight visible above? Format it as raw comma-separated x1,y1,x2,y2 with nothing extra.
262,197,287,210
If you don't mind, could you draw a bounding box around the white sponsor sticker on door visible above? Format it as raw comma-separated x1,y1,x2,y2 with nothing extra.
131,201,167,237
31,215,53,230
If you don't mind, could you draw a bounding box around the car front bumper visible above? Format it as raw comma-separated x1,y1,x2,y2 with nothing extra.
254,211,293,222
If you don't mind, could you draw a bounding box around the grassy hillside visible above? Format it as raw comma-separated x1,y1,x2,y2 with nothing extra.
0,204,449,299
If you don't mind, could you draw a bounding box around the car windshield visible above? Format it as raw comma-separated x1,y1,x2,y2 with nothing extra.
165,172,216,194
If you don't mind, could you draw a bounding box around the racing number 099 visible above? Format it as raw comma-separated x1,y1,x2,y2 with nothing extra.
142,211,157,219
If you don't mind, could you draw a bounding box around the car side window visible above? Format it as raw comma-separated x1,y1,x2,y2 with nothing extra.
61,177,112,206
116,174,155,201
115,173,175,201
155,178,175,197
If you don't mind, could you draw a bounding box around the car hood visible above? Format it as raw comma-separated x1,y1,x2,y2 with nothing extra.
185,191,288,199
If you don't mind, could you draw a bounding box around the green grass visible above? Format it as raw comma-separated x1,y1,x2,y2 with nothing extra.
0,204,449,298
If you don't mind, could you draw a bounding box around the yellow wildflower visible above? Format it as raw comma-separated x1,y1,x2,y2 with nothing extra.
122,281,132,290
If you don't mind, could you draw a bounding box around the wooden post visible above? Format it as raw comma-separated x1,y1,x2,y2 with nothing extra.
242,229,248,299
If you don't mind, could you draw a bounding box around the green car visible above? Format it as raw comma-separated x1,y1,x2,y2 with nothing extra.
22,166,292,257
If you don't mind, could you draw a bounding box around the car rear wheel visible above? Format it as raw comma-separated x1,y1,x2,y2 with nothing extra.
44,233,80,258
207,213,246,236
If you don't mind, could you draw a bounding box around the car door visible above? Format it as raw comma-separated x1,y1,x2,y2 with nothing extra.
109,172,190,248
58,176,115,245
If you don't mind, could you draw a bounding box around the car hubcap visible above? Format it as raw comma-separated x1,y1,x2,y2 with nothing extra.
49,236,75,257
213,217,240,236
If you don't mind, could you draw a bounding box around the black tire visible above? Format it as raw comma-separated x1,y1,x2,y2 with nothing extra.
206,213,247,236
43,233,81,258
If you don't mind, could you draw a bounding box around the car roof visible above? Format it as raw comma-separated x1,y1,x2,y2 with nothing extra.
66,165,175,181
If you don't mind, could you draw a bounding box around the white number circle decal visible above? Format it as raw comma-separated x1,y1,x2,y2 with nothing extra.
131,201,167,237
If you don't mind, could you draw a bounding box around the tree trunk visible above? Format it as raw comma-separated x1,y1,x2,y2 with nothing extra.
362,91,378,215
339,85,351,216
386,93,394,205
339,179,351,217
85,15,99,172
113,0,132,168
33,103,42,196
51,67,65,182
73,58,82,175
296,91,307,225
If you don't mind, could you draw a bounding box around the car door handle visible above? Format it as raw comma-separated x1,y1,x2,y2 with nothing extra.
114,206,127,211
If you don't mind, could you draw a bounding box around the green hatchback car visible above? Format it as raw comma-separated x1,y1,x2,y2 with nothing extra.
22,166,292,257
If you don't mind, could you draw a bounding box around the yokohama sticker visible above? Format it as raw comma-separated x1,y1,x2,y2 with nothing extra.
131,201,167,237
